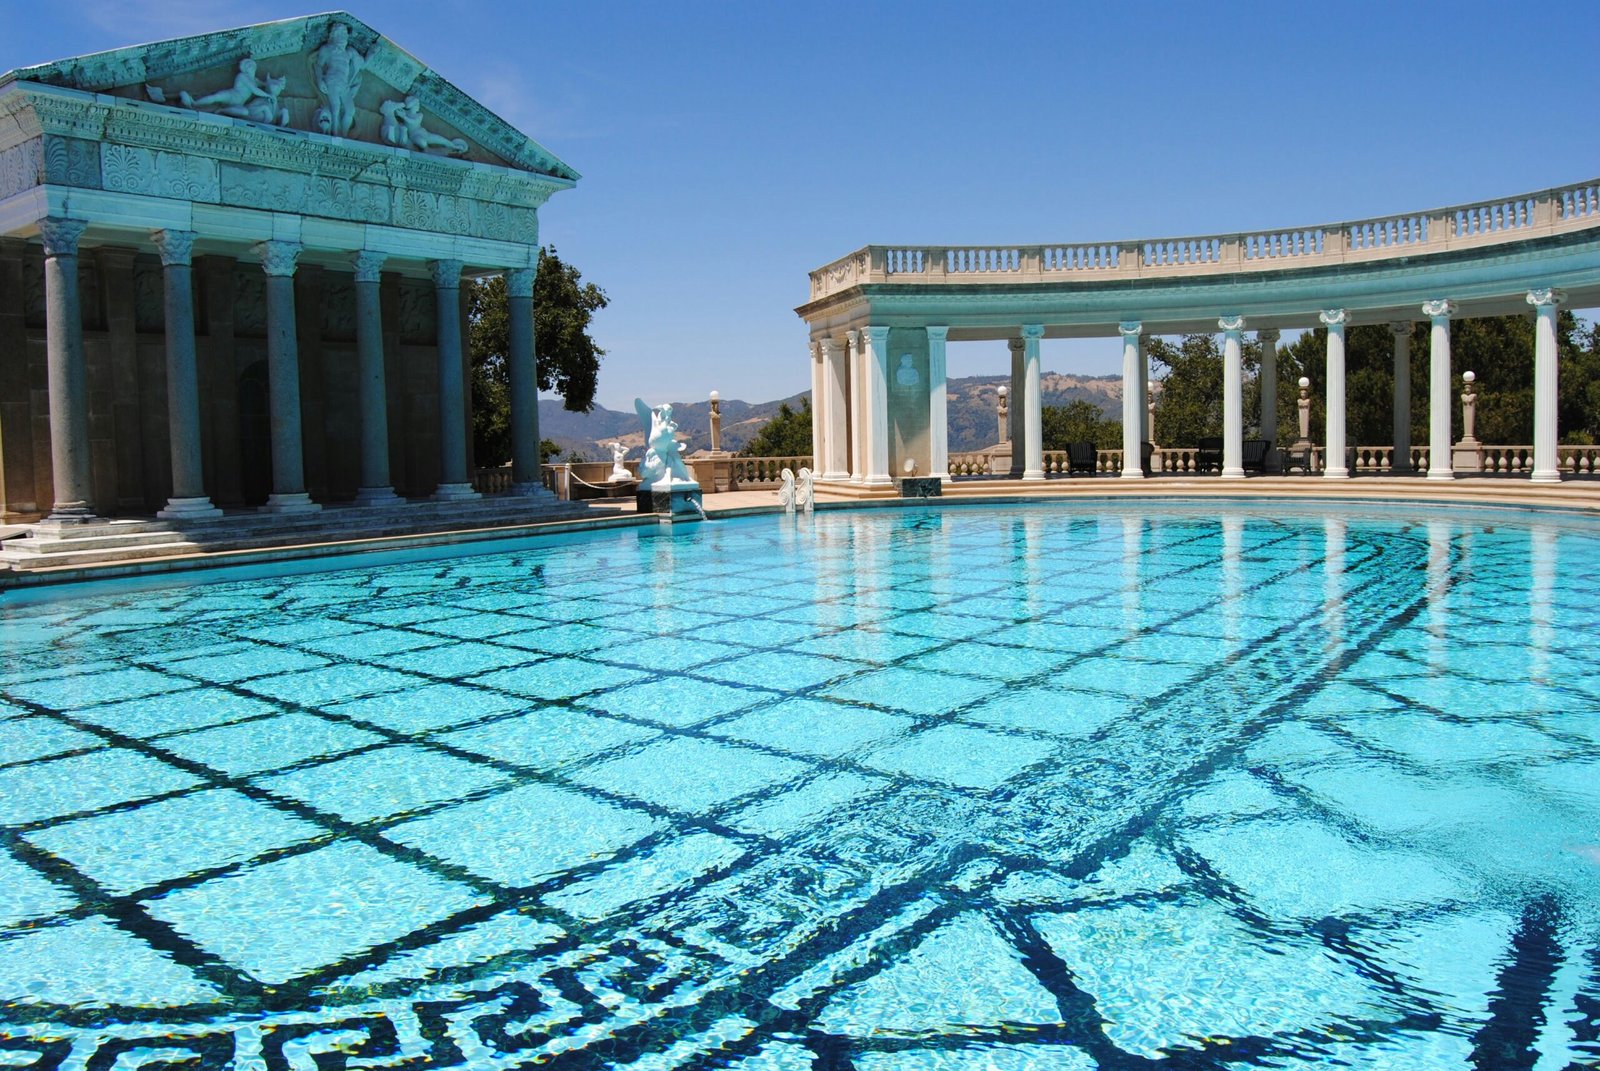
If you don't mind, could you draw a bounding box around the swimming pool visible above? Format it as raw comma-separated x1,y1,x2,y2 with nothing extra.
1,503,1597,1069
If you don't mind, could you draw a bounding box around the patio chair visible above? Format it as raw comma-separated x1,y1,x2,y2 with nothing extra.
1196,436,1223,472
1067,441,1097,474
1241,438,1272,473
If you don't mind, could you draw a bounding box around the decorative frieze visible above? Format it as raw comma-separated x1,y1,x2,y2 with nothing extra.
102,143,220,201
0,140,43,199
42,136,101,188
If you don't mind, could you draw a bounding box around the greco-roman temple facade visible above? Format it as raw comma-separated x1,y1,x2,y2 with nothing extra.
0,14,581,567
797,179,1600,491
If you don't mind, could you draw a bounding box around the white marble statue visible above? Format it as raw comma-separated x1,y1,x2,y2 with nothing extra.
796,467,815,512
381,96,469,156
606,442,631,482
312,22,367,137
166,58,289,125
778,468,796,512
634,399,697,490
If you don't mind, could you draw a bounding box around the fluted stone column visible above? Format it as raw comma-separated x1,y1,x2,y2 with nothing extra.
1528,288,1566,483
821,337,849,480
1120,321,1144,479
1220,315,1246,479
847,329,863,482
1422,299,1456,480
1321,309,1349,479
1021,325,1044,480
352,251,401,506
153,230,222,520
1137,334,1150,444
862,326,892,485
38,218,99,525
1258,329,1280,467
810,340,827,475
431,259,480,501
1007,337,1025,476
927,326,950,481
505,267,547,495
1390,321,1413,473
257,241,319,513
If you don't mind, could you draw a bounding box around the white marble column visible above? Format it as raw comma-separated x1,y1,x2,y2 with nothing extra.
1138,334,1151,445
862,325,892,485
927,325,950,481
1220,315,1246,479
352,251,401,506
847,329,863,482
257,240,319,513
821,337,849,480
809,340,826,474
1321,308,1349,479
1021,325,1044,480
1423,299,1456,480
1528,287,1566,483
1258,329,1279,460
153,229,222,519
1007,337,1025,476
431,259,479,501
506,266,545,495
38,218,99,525
1390,321,1412,473
1119,321,1144,479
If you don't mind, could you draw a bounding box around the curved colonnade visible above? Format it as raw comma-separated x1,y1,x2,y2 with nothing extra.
796,178,1600,491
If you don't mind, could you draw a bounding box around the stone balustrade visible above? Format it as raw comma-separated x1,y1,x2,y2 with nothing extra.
730,456,814,489
808,178,1600,301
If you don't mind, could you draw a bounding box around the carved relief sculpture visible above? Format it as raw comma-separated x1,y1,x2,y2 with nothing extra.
151,58,289,126
312,22,367,136
381,96,469,156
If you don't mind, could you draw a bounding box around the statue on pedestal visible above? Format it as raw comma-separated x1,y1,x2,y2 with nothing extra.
606,442,631,483
634,399,697,490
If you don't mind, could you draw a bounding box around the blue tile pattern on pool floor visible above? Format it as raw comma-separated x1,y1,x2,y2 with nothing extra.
0,504,1598,1069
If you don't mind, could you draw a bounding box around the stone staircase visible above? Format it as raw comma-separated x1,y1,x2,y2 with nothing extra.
0,493,614,576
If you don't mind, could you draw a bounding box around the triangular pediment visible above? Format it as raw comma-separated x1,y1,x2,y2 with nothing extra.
0,12,577,182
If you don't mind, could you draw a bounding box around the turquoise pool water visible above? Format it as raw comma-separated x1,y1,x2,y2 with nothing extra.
1,503,1597,1069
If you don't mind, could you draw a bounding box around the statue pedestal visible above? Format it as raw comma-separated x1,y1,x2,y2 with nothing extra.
636,483,704,520
1452,438,1483,472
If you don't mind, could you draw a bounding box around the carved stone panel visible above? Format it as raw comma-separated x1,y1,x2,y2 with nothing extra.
42,136,102,188
233,267,267,337
101,143,221,202
321,275,356,342
397,279,435,345
218,164,391,224
0,140,43,200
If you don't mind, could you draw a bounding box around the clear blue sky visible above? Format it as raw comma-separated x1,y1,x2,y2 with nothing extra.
3,1,1596,410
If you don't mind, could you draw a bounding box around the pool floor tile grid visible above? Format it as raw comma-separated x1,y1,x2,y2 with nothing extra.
0,508,1598,1067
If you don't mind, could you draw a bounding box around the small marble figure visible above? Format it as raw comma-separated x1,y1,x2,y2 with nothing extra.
796,467,815,512
312,22,367,137
778,468,796,512
169,58,289,125
381,96,469,156
606,442,631,482
634,399,697,490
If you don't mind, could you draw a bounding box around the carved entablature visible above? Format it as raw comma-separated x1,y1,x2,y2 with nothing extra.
0,11,576,243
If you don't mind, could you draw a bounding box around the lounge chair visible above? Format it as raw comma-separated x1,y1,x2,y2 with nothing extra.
1241,438,1272,473
1196,436,1223,472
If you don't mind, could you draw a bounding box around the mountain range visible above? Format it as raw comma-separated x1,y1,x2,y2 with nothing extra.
544,372,1124,460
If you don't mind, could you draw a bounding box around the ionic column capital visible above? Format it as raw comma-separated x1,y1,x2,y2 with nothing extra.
1118,320,1142,338
819,336,840,358
1020,323,1045,340
1007,336,1025,353
352,250,387,283
926,325,950,342
863,325,890,346
846,328,860,354
1257,328,1281,343
506,267,535,298
257,240,301,277
1526,287,1567,308
152,229,196,267
1421,299,1456,320
1389,320,1412,336
38,218,88,258
431,259,464,290
1319,308,1349,328
1218,314,1245,333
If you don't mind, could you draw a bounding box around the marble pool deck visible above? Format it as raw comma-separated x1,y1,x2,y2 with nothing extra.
0,475,1596,590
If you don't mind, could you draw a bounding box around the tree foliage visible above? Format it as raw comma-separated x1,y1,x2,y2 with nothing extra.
740,398,813,457
1041,399,1121,451
468,247,609,466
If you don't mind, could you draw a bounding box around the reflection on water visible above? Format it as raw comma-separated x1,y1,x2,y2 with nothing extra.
0,502,1597,1069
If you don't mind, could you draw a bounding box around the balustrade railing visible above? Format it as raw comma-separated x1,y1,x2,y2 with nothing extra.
948,452,992,476
806,177,1600,300
473,465,515,494
1560,445,1600,474
730,455,813,489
